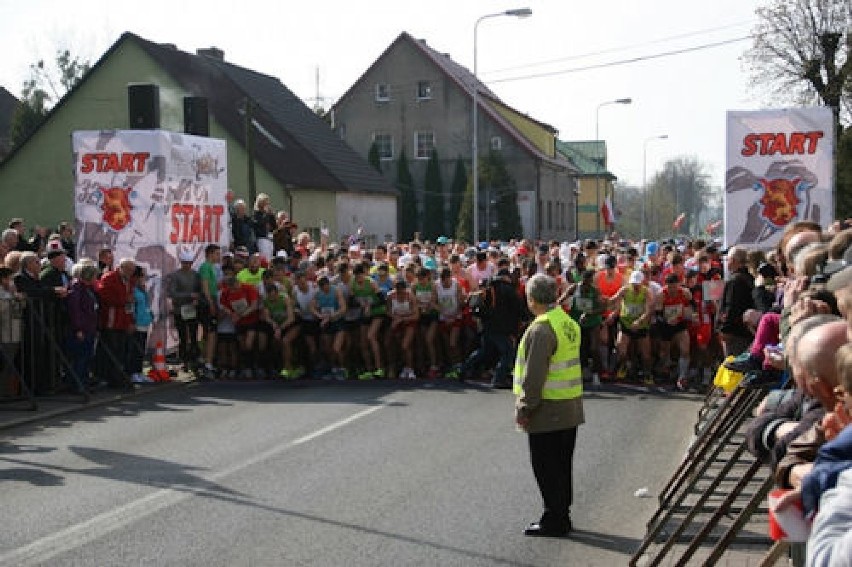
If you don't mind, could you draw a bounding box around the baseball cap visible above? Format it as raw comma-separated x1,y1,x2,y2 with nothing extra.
628,271,644,284
436,236,449,245
179,250,194,263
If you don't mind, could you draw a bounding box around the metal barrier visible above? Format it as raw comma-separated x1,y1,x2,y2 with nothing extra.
630,382,778,566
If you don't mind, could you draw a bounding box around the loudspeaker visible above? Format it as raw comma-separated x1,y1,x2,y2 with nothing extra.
183,96,209,136
127,84,160,129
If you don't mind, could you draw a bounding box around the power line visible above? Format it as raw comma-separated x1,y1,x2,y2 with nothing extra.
481,20,756,77
486,36,751,85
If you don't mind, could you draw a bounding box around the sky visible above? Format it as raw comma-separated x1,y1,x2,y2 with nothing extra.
0,0,771,190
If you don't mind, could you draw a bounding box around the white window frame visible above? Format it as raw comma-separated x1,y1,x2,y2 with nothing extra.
416,80,432,100
414,131,435,159
490,136,502,151
375,83,390,102
372,132,394,160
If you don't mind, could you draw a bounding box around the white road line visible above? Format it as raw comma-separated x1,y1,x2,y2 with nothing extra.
0,403,389,566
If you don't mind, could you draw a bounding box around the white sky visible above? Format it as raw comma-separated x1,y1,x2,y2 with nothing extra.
1,0,770,189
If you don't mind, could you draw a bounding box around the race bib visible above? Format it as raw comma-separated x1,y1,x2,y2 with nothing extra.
664,304,683,324
575,297,593,312
321,306,335,316
623,303,644,318
231,298,248,315
180,303,197,320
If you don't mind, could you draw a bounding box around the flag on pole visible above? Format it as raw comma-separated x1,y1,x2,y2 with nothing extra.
601,195,616,226
673,213,686,231
705,219,722,234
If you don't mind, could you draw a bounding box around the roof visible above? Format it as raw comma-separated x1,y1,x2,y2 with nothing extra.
0,86,18,151
334,32,575,172
2,33,395,196
556,140,615,179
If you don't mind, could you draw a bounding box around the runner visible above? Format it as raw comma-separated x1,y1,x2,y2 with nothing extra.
413,267,440,378
608,270,654,381
310,275,348,380
436,267,466,378
655,273,693,386
569,269,604,383
386,278,419,379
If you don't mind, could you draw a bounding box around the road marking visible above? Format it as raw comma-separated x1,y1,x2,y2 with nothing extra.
0,403,389,566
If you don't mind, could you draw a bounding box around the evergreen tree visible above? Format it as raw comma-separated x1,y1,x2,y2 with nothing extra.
455,174,473,243
422,149,444,239
448,156,467,234
396,149,417,241
367,142,382,173
482,150,522,240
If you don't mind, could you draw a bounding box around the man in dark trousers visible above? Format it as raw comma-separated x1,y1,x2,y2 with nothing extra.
461,268,521,388
717,246,755,356
514,273,585,537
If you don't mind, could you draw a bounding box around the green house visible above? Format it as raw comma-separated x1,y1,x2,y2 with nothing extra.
0,32,397,244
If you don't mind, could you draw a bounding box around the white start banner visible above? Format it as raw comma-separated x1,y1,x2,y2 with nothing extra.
724,107,835,249
72,129,229,348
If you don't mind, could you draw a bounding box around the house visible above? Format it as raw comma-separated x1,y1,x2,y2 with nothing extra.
0,32,397,244
556,140,617,239
0,86,18,160
331,31,578,242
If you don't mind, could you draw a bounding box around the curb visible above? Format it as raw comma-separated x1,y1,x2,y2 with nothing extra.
0,377,194,432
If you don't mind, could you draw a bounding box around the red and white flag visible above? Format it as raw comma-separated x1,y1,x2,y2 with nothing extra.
705,219,722,234
601,195,616,226
673,213,686,231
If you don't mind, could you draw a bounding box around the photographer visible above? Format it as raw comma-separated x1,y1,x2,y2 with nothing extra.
460,268,521,389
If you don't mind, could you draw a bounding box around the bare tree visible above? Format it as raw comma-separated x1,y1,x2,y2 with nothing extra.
745,0,851,121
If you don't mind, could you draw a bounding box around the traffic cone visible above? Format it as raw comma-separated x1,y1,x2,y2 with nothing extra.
148,341,170,382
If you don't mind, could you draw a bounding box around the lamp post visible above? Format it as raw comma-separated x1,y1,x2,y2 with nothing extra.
593,98,631,237
642,134,668,241
472,7,532,242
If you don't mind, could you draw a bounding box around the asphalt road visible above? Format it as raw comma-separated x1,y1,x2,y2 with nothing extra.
0,381,703,567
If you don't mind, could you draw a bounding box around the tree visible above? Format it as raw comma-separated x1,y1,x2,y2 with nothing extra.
396,149,417,242
9,49,90,147
745,0,851,120
367,142,382,173
481,150,522,241
422,149,444,239
448,156,468,228
455,174,474,243
644,156,714,237
837,127,852,218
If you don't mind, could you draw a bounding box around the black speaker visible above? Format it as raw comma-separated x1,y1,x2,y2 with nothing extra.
128,84,160,129
183,96,209,136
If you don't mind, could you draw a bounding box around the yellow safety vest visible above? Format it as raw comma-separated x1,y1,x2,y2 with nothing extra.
513,307,583,400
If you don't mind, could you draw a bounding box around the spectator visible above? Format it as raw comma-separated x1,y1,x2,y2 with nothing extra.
95,258,136,389
252,193,276,260
129,266,153,383
717,246,755,357
97,247,114,278
58,222,76,261
66,263,99,387
8,218,34,252
231,199,257,254
273,210,296,258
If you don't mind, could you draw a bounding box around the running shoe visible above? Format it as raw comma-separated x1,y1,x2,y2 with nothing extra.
676,377,688,391
616,365,628,380
358,370,375,381
373,368,386,379
280,368,292,379
444,365,462,380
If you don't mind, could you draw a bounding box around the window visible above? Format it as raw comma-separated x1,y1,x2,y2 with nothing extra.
372,132,393,160
416,80,432,100
375,83,390,102
414,131,435,159
490,136,502,151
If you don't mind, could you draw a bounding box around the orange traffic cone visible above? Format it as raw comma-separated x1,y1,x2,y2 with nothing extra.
148,341,171,382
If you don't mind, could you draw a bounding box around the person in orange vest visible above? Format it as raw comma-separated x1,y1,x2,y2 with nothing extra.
596,255,624,378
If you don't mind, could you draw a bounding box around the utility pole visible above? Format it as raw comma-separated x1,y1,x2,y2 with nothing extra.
244,98,256,207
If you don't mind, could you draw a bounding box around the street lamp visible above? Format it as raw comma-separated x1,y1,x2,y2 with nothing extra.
472,7,532,242
642,134,669,241
593,98,632,237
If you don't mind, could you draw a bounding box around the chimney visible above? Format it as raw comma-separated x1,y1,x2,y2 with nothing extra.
196,47,224,61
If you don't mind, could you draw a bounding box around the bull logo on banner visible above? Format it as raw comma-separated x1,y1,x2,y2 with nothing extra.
99,187,134,231
755,176,810,229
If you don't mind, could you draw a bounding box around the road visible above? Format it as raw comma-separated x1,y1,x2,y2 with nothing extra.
0,381,702,567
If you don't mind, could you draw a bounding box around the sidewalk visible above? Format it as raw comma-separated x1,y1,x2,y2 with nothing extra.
0,371,196,432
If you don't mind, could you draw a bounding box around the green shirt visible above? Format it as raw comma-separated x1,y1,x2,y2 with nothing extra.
199,261,220,301
237,267,265,287
264,295,288,324
569,284,603,328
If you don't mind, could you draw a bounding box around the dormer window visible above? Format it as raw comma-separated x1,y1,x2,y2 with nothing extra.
490,136,502,151
416,80,432,100
375,83,390,102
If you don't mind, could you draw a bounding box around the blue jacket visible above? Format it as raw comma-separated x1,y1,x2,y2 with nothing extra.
133,287,153,328
802,424,852,516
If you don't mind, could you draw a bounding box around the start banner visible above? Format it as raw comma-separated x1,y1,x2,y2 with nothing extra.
725,107,835,249
72,129,229,348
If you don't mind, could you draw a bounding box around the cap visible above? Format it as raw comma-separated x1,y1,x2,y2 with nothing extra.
629,271,644,284
179,250,194,263
276,250,288,259
436,236,449,245
234,246,250,258
516,246,529,256
478,241,488,250
348,244,360,253
47,249,65,259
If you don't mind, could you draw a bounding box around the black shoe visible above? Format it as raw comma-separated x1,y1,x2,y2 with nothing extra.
523,522,569,537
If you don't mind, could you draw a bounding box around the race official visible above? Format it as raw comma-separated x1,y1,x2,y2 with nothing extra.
514,273,585,537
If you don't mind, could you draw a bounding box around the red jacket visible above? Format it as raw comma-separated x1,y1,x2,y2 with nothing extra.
96,269,135,331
